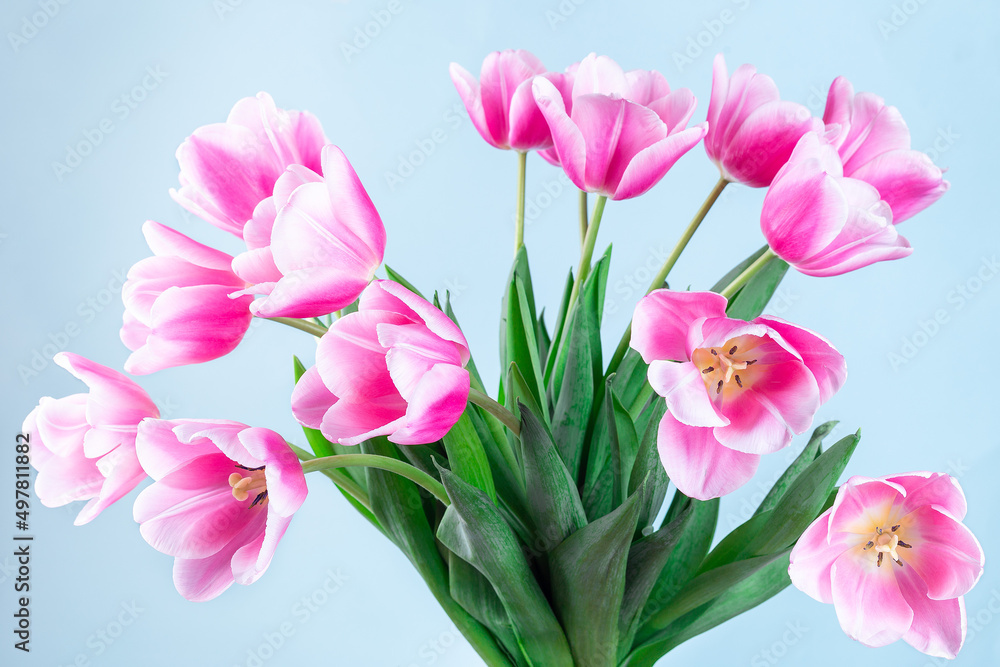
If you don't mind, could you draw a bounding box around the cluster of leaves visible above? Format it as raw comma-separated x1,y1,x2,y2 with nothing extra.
294,245,858,667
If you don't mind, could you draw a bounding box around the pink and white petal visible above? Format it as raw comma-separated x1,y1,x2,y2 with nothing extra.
574,96,654,196
822,77,854,137
830,550,913,647
896,565,966,659
720,101,822,188
33,448,104,508
646,88,697,133
647,360,727,428
31,394,89,458
788,508,855,603
231,512,292,585
54,352,158,432
889,472,967,519
848,149,949,223
754,317,847,404
135,419,222,480
291,365,337,430
630,290,728,363
624,69,672,107
533,77,587,190
141,221,236,271
74,445,148,525
449,62,498,148
171,508,268,602
374,281,470,358
319,145,387,262
391,364,471,445
249,266,371,318
507,78,553,151
612,122,707,201
828,477,906,535
232,427,306,516
704,54,731,161
762,167,849,265
231,246,282,286
380,323,464,401
656,411,759,500
839,94,911,172
320,397,406,447
571,53,629,99
120,310,152,353
902,506,984,600
315,309,407,400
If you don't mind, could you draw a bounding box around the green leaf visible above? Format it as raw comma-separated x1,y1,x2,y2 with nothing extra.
626,552,791,666
518,402,587,553
547,483,643,666
442,409,497,504
503,274,547,411
437,467,574,666
448,553,524,665
605,380,640,509
629,399,669,534
384,264,425,298
720,250,790,321
638,497,718,629
544,268,575,390
505,361,549,430
537,309,552,373
710,245,769,293
755,420,838,516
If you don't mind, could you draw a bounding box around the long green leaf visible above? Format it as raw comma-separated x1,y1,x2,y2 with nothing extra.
448,553,524,665
605,380,640,509
384,264,426,298
755,420,838,516
442,409,497,503
629,399,669,534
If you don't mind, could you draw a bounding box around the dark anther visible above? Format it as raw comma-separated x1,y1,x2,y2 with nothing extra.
250,491,269,508
746,359,757,366
898,541,912,549
735,375,743,388
864,541,874,550
891,524,900,532
877,552,883,567
711,349,718,356
716,380,723,394
729,345,738,355
702,366,715,374
236,464,265,472
894,558,903,568
876,527,883,534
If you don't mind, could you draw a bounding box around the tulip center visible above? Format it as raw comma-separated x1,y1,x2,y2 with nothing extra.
693,340,758,398
862,524,912,568
228,464,268,508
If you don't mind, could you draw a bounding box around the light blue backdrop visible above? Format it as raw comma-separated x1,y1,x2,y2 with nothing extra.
2,0,998,665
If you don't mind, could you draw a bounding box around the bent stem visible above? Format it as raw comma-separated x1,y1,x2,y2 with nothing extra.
468,387,521,437
604,177,729,377
567,194,608,313
269,317,329,337
719,247,777,300
290,444,372,511
578,190,589,247
301,453,450,506
514,151,527,254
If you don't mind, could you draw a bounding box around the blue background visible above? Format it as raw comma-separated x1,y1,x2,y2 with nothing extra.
2,0,998,665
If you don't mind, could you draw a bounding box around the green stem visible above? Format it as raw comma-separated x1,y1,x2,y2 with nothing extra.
290,444,372,511
468,387,521,437
578,190,589,247
514,151,527,254
604,178,728,377
719,247,778,300
566,194,608,314
268,317,328,337
470,375,523,487
301,454,450,506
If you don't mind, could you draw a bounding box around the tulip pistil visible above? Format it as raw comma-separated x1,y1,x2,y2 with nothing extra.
695,340,758,399
228,464,269,507
862,524,912,568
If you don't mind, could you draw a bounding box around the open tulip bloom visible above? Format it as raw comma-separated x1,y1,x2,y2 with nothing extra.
25,51,980,666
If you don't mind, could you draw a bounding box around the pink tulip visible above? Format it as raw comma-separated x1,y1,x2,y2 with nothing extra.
532,74,706,200
705,54,824,187
291,280,471,446
761,132,913,277
824,77,949,223
450,49,565,152
121,222,254,374
630,290,846,500
133,419,307,601
171,92,327,237
22,353,158,525
537,53,702,171
789,472,984,658
230,145,386,318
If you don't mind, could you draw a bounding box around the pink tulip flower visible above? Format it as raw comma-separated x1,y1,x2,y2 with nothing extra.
630,290,846,500
824,77,949,223
705,54,824,187
133,419,307,601
789,472,984,658
171,92,327,237
537,53,701,170
291,280,471,446
230,145,386,318
761,132,913,277
121,222,254,374
450,49,566,152
532,74,706,200
22,353,158,525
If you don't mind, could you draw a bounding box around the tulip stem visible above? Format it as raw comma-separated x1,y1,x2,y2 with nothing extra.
268,317,328,337
289,444,372,511
514,151,527,254
567,194,608,313
468,388,521,437
578,190,589,247
605,178,728,377
718,247,778,300
302,454,451,506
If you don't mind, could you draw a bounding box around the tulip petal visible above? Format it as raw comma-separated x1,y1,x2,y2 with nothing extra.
631,290,728,363
656,411,759,500
613,122,707,200
450,61,496,148
828,477,906,535
889,472,967,520
171,509,268,602
321,397,406,447
788,508,855,603
848,149,949,223
896,564,967,659
291,365,336,430
533,76,587,190
647,360,727,428
721,101,822,187
902,506,984,600
755,316,847,404
391,364,471,445
830,550,913,647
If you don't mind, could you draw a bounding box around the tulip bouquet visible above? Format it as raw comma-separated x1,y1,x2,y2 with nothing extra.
24,49,984,666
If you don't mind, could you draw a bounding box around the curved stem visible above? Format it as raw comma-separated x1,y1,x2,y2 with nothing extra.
268,317,328,337
514,151,527,254
290,444,372,511
566,194,608,314
468,387,521,437
719,247,777,300
301,454,450,506
578,190,589,247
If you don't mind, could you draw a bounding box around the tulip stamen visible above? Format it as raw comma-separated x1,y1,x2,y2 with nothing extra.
716,380,723,394
729,345,738,355
735,375,743,388
866,523,909,567
228,466,268,506
702,366,715,374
